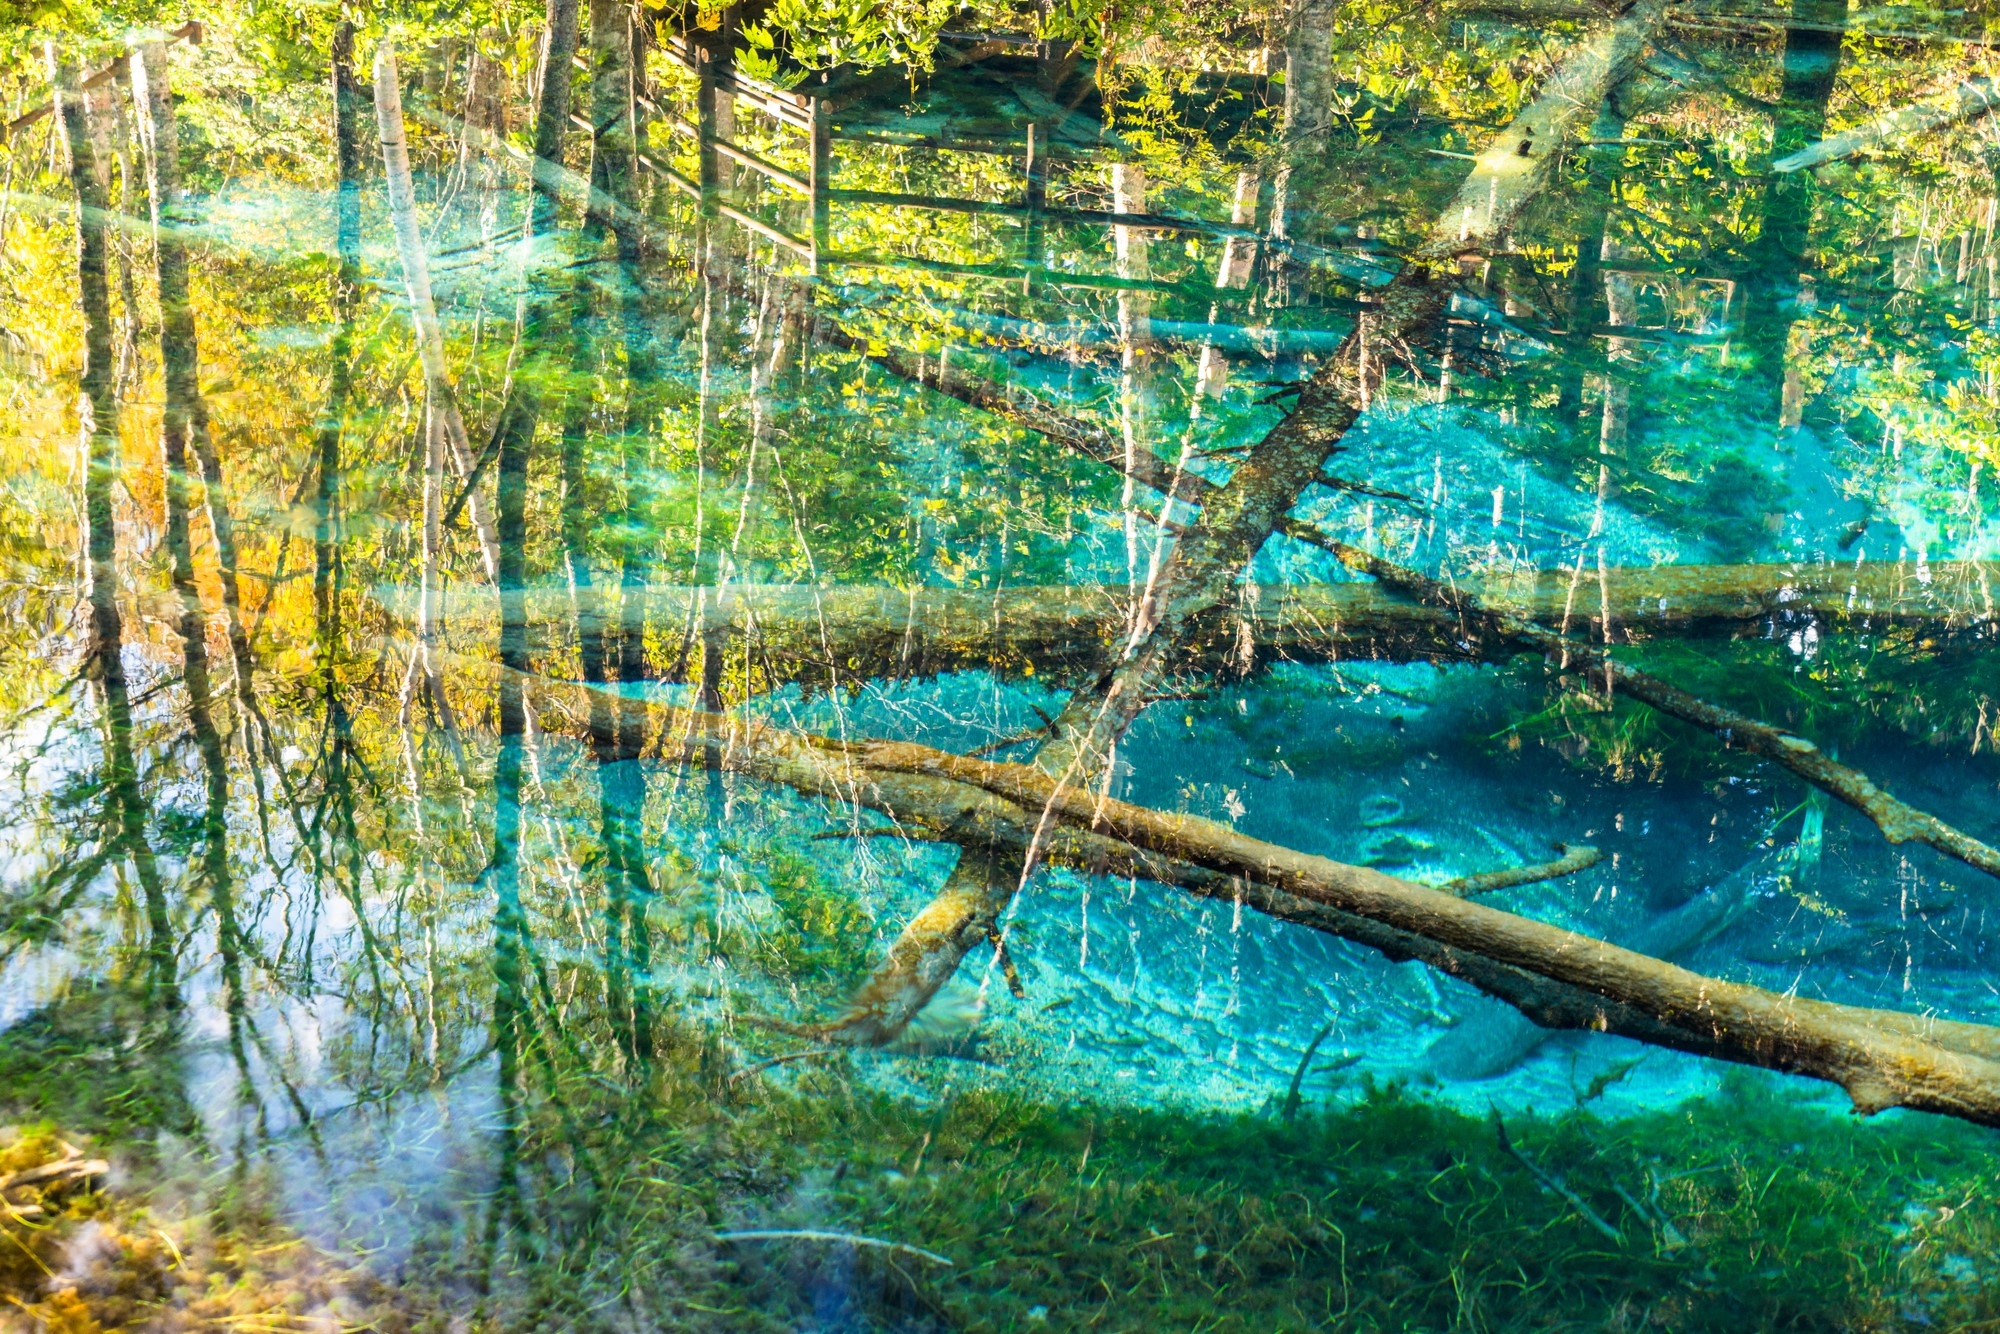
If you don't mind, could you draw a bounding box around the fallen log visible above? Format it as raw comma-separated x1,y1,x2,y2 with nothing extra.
1774,76,2000,173
373,559,1998,690
616,693,2000,1128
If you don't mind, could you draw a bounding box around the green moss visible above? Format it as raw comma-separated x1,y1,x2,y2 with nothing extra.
400,1022,2000,1333
755,848,878,984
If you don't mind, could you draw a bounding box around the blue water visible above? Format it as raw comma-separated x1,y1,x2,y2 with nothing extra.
5,9,2000,1329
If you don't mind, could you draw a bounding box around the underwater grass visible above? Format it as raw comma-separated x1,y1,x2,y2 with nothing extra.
9,980,2000,1332
698,1063,2000,1332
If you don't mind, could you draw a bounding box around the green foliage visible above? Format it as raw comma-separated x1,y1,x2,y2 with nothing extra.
751,846,876,982
744,0,960,76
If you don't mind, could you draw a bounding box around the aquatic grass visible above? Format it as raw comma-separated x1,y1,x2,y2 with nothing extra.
470,1035,2000,1332
7,984,2000,1330
589,1062,1970,1330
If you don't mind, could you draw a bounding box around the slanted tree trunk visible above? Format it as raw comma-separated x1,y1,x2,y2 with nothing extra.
824,0,1672,1046
593,691,2000,1131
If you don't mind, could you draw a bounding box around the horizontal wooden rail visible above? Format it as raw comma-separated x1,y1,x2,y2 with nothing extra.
716,200,813,256
829,186,1024,217
824,249,1230,297
713,135,811,194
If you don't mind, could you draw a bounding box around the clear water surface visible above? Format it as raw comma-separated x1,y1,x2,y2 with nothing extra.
4,3,2000,1329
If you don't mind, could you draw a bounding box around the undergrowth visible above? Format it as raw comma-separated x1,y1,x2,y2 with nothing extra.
6,989,2000,1332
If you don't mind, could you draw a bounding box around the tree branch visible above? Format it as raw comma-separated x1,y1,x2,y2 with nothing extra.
1327,540,2000,881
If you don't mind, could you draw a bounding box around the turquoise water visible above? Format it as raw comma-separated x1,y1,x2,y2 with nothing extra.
5,6,2000,1329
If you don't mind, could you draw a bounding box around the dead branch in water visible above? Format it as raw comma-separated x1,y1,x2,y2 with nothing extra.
1494,1111,1625,1245
589,692,2000,1129
1329,542,2000,882
1437,844,1603,897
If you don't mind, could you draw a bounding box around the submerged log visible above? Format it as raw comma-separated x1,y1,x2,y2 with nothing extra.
607,693,2000,1129
384,556,2000,688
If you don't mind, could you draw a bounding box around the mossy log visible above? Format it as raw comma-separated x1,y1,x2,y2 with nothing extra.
634,560,1998,685
394,556,2000,691
621,694,2000,1129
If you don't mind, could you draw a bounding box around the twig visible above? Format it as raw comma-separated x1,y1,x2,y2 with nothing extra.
1612,1179,1692,1252
0,1153,108,1193
1282,1020,1336,1122
967,726,1053,758
1315,472,1423,506
1492,1110,1624,1245
986,926,1026,997
713,1230,953,1266
727,1049,833,1085
1436,844,1601,897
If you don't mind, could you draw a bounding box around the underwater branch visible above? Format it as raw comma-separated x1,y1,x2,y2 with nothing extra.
1329,542,2000,882
610,695,2000,1130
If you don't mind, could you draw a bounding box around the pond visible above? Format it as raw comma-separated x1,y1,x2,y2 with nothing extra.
3,1,2000,1328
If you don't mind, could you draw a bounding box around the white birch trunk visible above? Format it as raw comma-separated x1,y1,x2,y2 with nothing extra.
374,40,502,583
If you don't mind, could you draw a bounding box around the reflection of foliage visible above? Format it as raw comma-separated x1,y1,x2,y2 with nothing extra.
0,983,197,1146
745,0,960,76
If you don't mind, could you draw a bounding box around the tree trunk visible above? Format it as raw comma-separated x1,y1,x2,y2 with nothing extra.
1112,162,1153,598
132,43,257,687
314,21,364,704
826,0,1672,1044
1743,0,1848,424
481,0,585,594
55,38,175,1005
51,43,121,669
373,40,505,583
